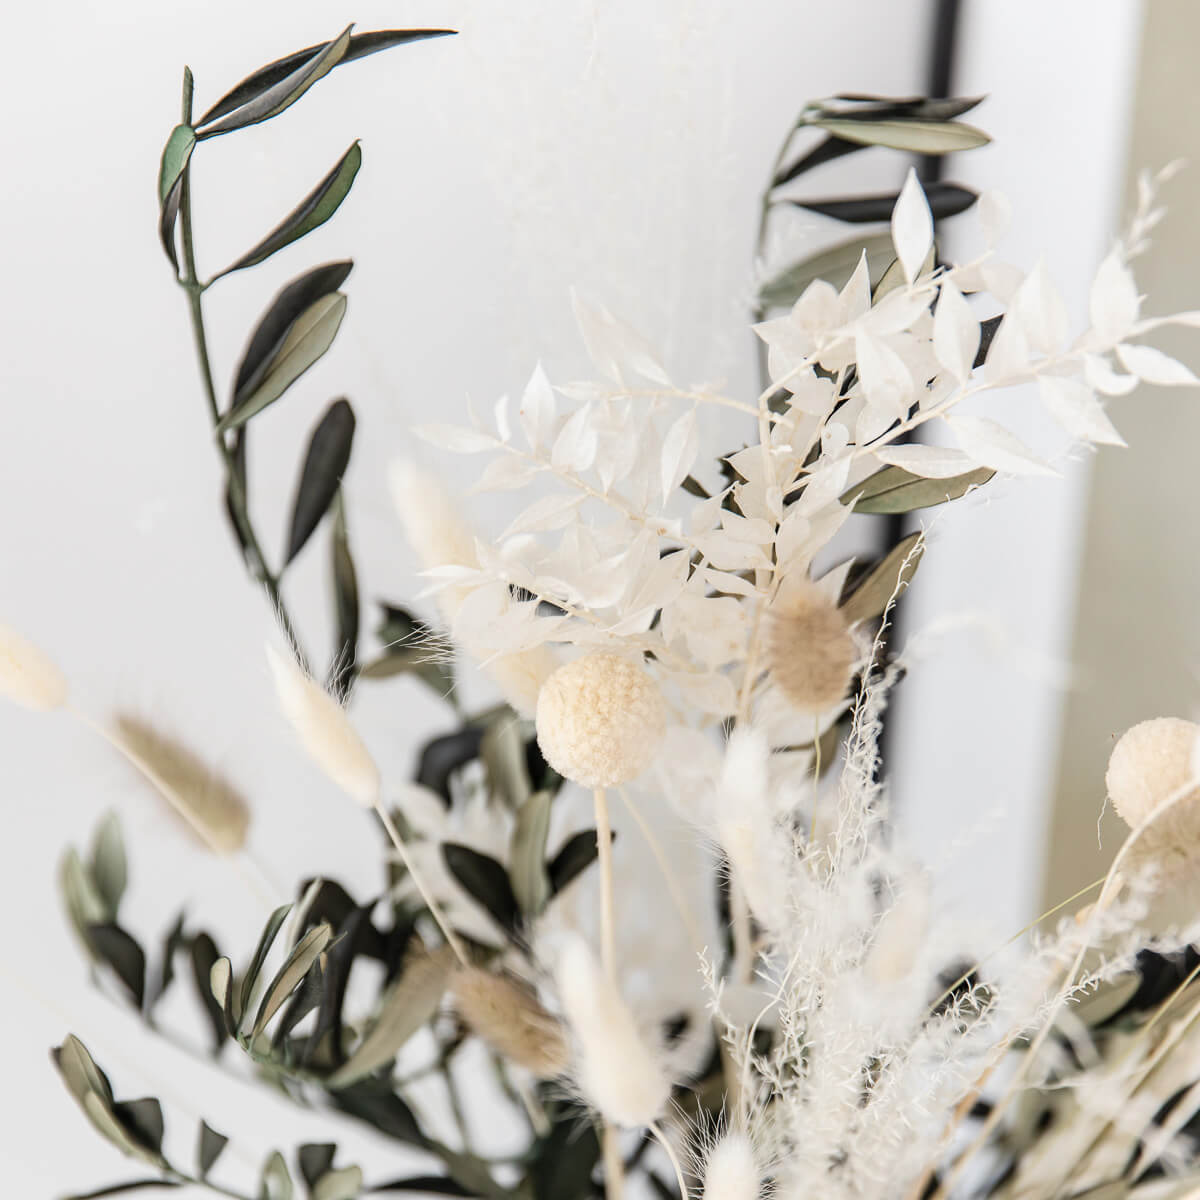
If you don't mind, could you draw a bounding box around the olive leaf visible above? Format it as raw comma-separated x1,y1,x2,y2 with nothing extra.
87,924,147,1009
157,121,196,270
839,464,995,515
196,29,456,130
758,233,894,311
198,1120,229,1178
773,135,862,188
442,843,520,932
548,829,609,895
416,727,485,803
284,399,356,566
241,903,293,1016
89,811,127,918
509,790,553,918
371,1179,476,1195
252,923,334,1037
223,261,353,429
818,93,985,122
839,532,926,627
810,116,990,154
60,847,108,952
362,604,454,702
259,1151,295,1200
111,1099,164,1156
789,182,977,224
298,1144,338,1189
191,935,231,1051
64,1182,183,1198
329,492,359,701
327,947,456,1088
480,717,532,809
213,143,363,281
313,1166,364,1200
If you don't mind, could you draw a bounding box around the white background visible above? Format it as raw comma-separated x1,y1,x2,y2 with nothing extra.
0,1,1145,1193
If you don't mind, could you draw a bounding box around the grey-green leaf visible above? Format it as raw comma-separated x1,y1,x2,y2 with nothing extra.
789,182,977,224
758,233,894,311
298,1144,338,1189
509,791,553,918
480,718,532,810
157,123,196,270
313,1166,364,1200
213,142,362,280
193,939,231,1051
328,491,359,701
810,116,991,154
89,812,127,919
260,1151,294,1200
241,903,293,1017
198,1120,229,1177
442,844,520,932
839,532,925,627
327,947,455,1088
87,924,146,1009
252,923,333,1036
359,650,455,704
217,293,347,434
60,847,108,948
198,27,354,138
839,464,995,515
285,400,356,566
112,1098,164,1156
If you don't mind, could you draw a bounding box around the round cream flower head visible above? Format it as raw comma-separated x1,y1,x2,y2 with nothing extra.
766,579,856,715
1106,718,1200,883
535,652,666,788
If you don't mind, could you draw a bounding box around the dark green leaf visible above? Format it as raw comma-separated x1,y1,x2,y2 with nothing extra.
304,907,371,1068
548,830,611,895
229,261,353,415
253,924,334,1036
509,791,552,918
87,924,146,1009
528,1110,600,1200
810,117,990,154
329,1080,427,1146
196,30,456,128
442,844,519,932
773,135,863,187
480,718,532,809
190,934,230,1051
758,233,895,311
218,293,348,435
89,812,126,919
371,1180,475,1195
328,492,359,701
839,532,925,626
224,428,254,565
214,143,362,280
284,399,356,565
416,728,485,803
157,123,195,271
359,650,455,704
825,93,985,121
260,1150,294,1200
198,1120,229,1177
273,957,326,1046
64,1182,182,1199
198,27,354,138
839,464,995,515
789,182,977,224
679,474,710,499
149,911,189,1010
975,314,1003,368
241,903,293,1016
298,1143,337,1188
112,1098,164,1155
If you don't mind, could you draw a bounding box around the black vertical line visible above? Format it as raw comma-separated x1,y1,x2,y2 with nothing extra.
878,0,963,778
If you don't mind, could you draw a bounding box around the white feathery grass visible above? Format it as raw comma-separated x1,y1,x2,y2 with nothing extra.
701,1131,760,1200
554,932,671,1128
0,623,68,711
714,727,777,929
266,643,380,807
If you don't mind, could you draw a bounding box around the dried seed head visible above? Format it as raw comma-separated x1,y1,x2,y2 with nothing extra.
554,933,671,1127
451,966,569,1078
1106,718,1200,866
0,624,68,711
766,581,856,715
536,653,666,788
702,1132,760,1200
112,714,250,854
266,644,380,807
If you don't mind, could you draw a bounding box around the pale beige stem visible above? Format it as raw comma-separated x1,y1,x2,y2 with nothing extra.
650,1121,690,1200
374,802,469,967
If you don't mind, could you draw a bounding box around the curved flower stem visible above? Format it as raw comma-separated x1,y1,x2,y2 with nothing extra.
175,69,310,674
649,1121,690,1200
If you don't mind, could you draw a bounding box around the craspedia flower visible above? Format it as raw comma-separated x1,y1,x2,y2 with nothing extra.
535,652,666,788
0,623,68,711
766,580,856,715
1106,717,1200,850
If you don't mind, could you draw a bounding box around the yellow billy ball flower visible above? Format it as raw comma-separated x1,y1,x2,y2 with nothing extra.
535,653,666,788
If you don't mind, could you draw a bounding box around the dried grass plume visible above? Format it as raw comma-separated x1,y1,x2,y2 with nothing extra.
0,623,68,711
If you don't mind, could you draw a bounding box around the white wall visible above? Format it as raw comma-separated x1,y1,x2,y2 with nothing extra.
0,0,1143,1193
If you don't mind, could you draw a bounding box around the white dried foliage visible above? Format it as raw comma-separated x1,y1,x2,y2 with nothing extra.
554,932,671,1128
266,644,380,807
0,623,68,711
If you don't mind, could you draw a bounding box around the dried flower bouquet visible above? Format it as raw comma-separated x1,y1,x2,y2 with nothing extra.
11,23,1200,1200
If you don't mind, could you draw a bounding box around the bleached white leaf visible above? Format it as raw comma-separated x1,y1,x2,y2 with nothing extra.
1038,377,1124,446
891,169,933,284
978,190,1011,248
950,415,1056,476
839,251,872,323
1116,342,1199,386
702,567,758,598
855,330,913,417
570,290,670,386
660,408,699,504
719,511,774,544
470,455,540,493
551,404,599,473
980,261,1026,305
694,532,770,572
494,394,512,443
414,424,497,453
1083,353,1139,396
499,494,585,540
982,312,1030,383
873,444,982,478
1089,250,1140,346
1021,262,1069,355
932,278,979,382
518,363,557,451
